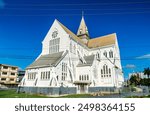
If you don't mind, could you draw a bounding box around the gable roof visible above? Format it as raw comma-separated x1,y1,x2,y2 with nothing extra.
88,33,116,48
56,19,116,49
56,20,88,47
27,51,64,69
77,55,95,67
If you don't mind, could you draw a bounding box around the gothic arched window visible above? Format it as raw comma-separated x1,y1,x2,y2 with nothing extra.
103,51,107,57
101,65,111,78
109,50,113,58
96,52,100,60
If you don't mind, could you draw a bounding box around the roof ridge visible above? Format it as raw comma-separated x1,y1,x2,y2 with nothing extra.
56,19,77,37
90,33,116,41
56,19,116,49
41,51,64,56
56,19,86,45
87,33,116,48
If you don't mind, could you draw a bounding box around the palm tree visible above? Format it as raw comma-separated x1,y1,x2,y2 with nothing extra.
144,67,150,79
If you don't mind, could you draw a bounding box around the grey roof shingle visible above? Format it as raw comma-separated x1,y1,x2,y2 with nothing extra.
27,51,64,69
77,55,95,67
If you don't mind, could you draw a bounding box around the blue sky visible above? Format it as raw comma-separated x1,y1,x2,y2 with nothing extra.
0,0,150,79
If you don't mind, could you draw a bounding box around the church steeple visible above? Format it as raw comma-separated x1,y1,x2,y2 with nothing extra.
77,14,89,44
77,15,89,37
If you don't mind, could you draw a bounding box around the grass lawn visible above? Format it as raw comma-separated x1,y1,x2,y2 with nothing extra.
0,89,48,98
1,89,149,98
0,89,93,98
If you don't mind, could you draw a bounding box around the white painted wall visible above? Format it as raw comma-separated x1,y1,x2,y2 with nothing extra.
21,19,124,89
41,20,70,55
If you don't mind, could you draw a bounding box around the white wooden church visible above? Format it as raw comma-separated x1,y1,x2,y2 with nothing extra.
20,16,124,95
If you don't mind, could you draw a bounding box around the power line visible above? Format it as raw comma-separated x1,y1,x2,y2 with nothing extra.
0,44,150,50
3,7,150,11
5,1,150,6
0,55,148,60
1,11,150,16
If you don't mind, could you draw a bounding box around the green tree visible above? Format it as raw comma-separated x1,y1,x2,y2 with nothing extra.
140,78,149,86
129,74,140,86
144,67,150,78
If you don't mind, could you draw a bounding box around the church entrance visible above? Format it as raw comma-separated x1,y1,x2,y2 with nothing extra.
79,84,86,93
74,81,91,94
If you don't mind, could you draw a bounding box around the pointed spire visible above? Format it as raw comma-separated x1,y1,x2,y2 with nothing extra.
77,13,89,37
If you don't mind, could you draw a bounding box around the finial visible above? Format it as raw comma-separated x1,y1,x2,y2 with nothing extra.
82,11,84,17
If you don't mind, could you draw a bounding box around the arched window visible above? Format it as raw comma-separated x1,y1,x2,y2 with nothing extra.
109,51,111,58
109,68,111,74
45,72,48,79
41,72,43,80
101,69,103,74
101,69,103,77
82,75,84,81
84,75,86,80
101,65,111,78
87,75,89,80
79,75,81,80
103,65,106,74
103,51,107,57
62,62,67,81
109,50,113,58
109,69,111,77
106,65,108,74
56,76,58,81
43,72,45,79
49,38,60,54
48,71,50,79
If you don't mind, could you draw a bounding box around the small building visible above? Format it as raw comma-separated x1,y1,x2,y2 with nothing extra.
0,64,18,88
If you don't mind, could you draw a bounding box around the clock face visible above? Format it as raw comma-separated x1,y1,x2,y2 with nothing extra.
52,30,58,38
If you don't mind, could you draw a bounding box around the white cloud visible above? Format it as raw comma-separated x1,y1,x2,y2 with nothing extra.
0,0,5,9
136,54,150,59
123,64,136,69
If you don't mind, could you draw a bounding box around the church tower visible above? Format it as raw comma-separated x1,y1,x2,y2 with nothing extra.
77,15,90,44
